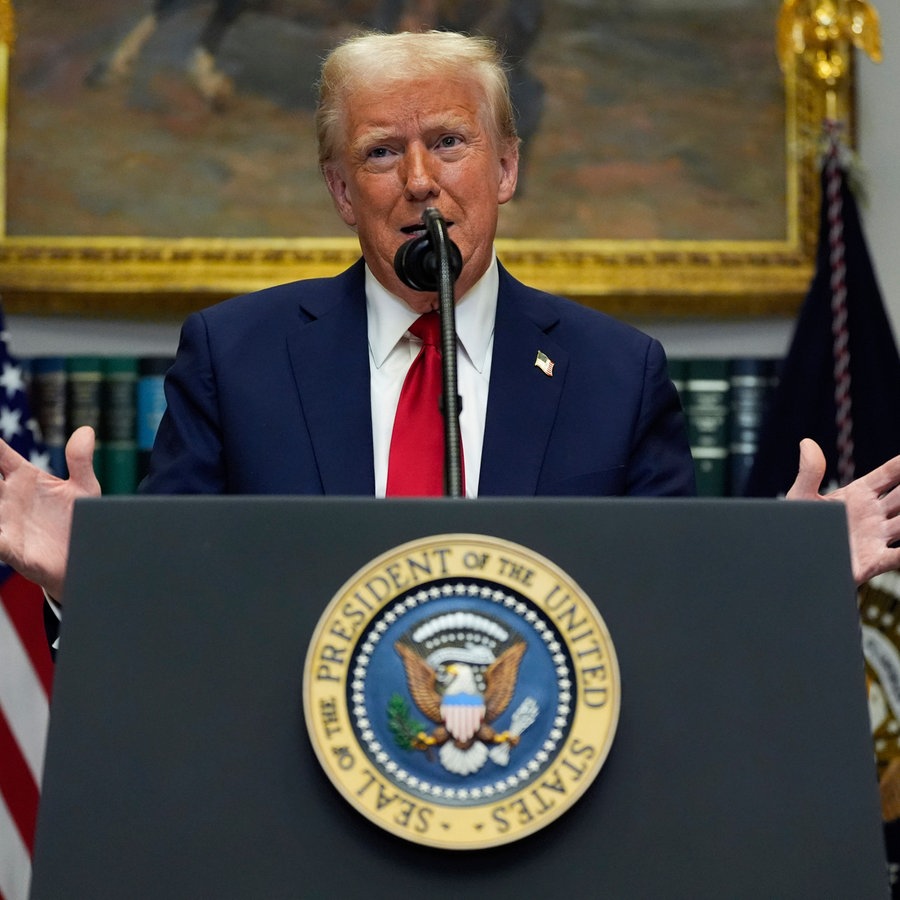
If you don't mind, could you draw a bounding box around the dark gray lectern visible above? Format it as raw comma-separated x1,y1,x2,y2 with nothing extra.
32,498,888,898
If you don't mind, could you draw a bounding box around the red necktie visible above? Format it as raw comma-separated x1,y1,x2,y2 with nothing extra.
386,313,463,496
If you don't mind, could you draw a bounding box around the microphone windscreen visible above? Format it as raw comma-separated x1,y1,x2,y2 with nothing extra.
394,234,462,292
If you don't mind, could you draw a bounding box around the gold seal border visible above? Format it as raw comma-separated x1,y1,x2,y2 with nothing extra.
303,533,621,850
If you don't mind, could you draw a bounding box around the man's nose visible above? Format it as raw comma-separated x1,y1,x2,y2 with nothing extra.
401,145,440,200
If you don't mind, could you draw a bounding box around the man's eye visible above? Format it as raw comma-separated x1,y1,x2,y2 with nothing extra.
368,147,391,159
438,135,462,149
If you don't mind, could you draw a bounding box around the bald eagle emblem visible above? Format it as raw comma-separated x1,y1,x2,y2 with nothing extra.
393,611,534,776
305,539,621,849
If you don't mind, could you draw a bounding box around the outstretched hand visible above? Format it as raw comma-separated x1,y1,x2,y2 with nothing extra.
0,425,101,601
787,438,900,585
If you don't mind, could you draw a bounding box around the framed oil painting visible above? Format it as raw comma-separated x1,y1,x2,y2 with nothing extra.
0,0,834,318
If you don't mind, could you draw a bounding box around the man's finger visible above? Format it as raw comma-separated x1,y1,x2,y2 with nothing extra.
786,438,827,500
64,426,100,491
857,453,900,498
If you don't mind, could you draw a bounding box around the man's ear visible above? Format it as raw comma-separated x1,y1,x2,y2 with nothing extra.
323,164,357,227
497,140,519,205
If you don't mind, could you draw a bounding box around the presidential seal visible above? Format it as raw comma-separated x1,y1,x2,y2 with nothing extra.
303,534,620,850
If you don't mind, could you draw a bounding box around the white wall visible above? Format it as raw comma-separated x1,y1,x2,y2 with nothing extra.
6,315,182,359
857,0,900,338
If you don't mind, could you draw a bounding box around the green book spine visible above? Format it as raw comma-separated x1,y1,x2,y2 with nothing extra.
100,356,139,494
66,356,103,431
728,357,778,497
66,355,104,483
685,358,730,497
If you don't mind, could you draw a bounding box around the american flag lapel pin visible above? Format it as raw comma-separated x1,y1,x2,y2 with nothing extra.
534,350,555,377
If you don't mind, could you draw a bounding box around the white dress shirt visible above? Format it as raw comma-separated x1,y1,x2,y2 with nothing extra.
366,257,497,497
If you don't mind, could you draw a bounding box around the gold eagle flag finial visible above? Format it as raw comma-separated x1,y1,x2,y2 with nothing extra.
777,0,881,120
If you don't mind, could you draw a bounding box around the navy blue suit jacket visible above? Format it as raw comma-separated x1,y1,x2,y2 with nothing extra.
142,260,695,497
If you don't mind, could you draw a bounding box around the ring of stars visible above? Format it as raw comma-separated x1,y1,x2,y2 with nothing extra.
350,581,573,804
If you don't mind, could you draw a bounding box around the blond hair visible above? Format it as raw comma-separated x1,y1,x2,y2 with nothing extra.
316,30,518,167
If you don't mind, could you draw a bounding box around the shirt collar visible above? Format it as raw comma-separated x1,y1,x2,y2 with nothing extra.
366,254,498,373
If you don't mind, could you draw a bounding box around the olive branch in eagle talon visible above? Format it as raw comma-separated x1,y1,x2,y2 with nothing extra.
393,639,527,775
387,694,428,752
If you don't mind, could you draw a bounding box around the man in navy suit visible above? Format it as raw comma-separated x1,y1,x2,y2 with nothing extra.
0,30,897,602
145,30,694,500
145,258,692,498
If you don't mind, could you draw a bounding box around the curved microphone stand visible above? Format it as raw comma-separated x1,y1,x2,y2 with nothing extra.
393,207,464,498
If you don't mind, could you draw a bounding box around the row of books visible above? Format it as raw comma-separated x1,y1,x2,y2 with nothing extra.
20,354,781,497
25,355,174,495
670,356,781,497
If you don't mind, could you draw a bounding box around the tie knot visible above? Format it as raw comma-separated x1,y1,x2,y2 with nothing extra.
408,312,441,347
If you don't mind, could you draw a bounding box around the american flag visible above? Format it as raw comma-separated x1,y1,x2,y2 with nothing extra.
533,351,555,378
0,313,55,900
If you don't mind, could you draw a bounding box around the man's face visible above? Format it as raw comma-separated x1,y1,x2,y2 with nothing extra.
323,75,519,313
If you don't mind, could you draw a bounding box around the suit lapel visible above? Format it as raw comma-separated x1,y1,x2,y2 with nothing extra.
479,270,567,495
286,262,375,495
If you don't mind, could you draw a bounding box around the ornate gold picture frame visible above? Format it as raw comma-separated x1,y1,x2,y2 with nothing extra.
0,2,834,320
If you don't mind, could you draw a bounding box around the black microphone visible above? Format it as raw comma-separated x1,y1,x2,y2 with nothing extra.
392,207,465,497
393,208,463,292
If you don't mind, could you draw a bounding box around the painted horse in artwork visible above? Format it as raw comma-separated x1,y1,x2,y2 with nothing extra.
86,0,545,116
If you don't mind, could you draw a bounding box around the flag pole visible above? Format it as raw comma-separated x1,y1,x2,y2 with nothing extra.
776,0,882,128
776,0,883,485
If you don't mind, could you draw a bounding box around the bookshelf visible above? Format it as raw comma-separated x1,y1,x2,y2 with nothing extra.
26,353,175,495
21,346,786,498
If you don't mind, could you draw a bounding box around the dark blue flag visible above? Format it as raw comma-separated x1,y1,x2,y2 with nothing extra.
745,141,900,496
